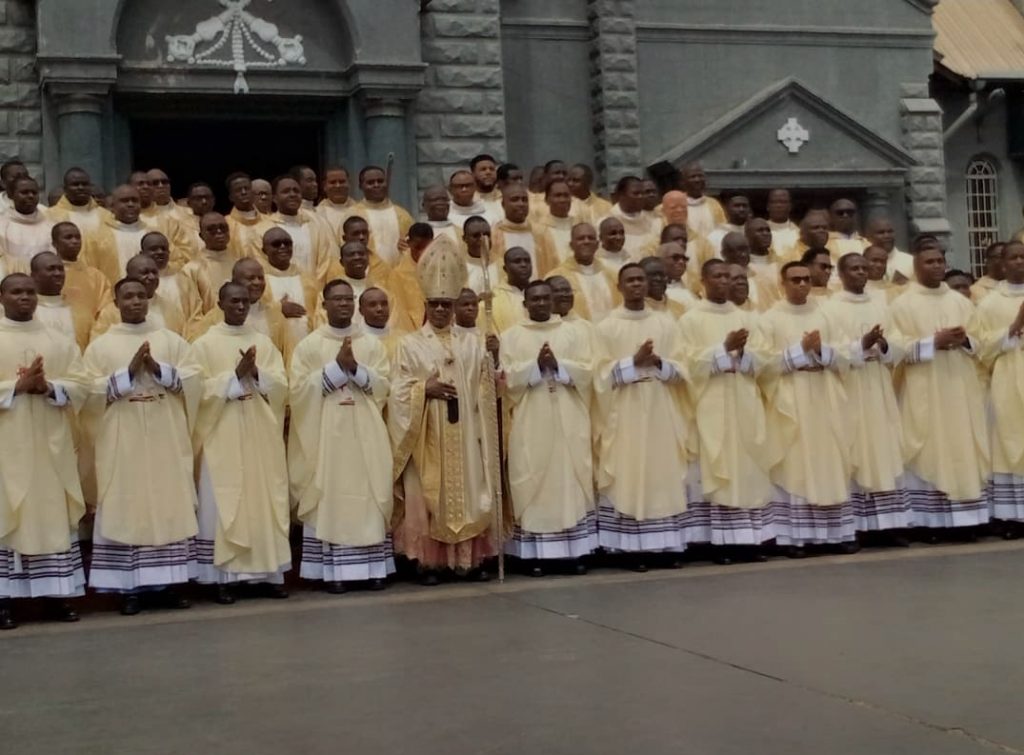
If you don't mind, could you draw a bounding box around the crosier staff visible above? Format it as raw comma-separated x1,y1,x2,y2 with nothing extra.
479,235,505,583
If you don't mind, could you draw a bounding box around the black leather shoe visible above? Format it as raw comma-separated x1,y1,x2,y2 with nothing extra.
0,604,16,630
367,579,386,591
837,541,861,555
120,595,141,616
573,561,588,575
164,589,191,610
785,546,808,559
49,599,79,622
418,572,439,587
265,584,289,599
473,569,492,583
326,581,346,594
528,565,544,578
215,586,235,605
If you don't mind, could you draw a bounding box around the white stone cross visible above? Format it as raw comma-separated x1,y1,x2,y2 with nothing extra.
777,117,810,154
165,0,306,94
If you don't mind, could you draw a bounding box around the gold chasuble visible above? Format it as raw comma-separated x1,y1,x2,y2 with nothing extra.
976,283,1024,478
890,283,988,501
289,325,393,546
49,196,106,236
756,301,851,505
35,294,94,354
594,307,689,520
503,316,595,533
678,301,774,508
0,211,54,273
191,323,290,574
389,324,501,546
0,319,85,555
352,199,415,267
490,220,559,278
226,208,275,259
316,198,357,245
181,247,242,313
382,252,426,334
268,212,334,287
548,258,619,322
387,235,500,568
821,292,906,493
490,281,527,333
76,322,201,546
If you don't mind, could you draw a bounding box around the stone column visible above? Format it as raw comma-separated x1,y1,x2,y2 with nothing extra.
364,96,413,209
863,188,893,221
54,92,106,188
588,0,642,192
415,0,507,193
900,84,951,248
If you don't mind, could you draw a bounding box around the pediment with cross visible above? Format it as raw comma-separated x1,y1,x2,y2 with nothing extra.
649,78,916,186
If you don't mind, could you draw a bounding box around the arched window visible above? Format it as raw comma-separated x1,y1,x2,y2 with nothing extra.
965,158,1000,278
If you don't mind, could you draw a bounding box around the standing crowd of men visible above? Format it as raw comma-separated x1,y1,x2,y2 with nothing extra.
1,153,1023,631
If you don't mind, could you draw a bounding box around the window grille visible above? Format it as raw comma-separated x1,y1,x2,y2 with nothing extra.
965,158,1000,278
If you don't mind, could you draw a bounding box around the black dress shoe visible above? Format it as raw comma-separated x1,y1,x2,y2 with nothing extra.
785,546,808,559
0,604,17,630
630,561,649,573
49,599,79,623
215,585,236,605
326,581,347,594
162,589,191,610
418,571,439,587
367,578,386,591
528,565,544,578
473,569,492,583
837,541,862,555
120,595,141,616
573,561,588,575
713,553,733,566
264,584,289,599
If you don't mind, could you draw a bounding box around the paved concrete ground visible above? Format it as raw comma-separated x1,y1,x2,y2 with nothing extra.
3,542,1024,755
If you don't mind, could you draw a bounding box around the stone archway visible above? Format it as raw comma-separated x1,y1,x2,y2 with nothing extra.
35,0,425,204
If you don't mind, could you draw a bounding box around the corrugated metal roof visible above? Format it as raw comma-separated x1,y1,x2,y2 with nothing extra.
934,0,1024,80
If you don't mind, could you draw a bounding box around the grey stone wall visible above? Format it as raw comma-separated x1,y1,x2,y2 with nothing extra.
900,83,952,243
415,0,507,193
0,1,41,184
588,0,642,191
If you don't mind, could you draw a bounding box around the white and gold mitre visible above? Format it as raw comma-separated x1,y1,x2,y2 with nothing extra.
417,234,467,300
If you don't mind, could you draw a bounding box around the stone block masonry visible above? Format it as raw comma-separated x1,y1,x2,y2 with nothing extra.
0,1,40,183
900,83,951,243
415,0,507,194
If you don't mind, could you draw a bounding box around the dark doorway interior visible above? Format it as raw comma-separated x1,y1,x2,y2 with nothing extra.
130,118,324,212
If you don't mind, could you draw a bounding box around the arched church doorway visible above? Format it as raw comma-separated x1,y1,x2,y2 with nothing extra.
131,116,323,210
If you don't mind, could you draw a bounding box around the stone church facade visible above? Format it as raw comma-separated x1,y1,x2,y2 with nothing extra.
1,0,1020,269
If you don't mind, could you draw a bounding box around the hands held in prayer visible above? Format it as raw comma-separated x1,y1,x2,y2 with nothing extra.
1010,301,1024,339
538,342,559,373
801,330,822,357
426,372,458,401
633,339,663,370
235,346,258,381
336,337,358,374
861,324,887,353
128,342,161,381
279,294,307,319
724,329,748,354
935,326,968,350
14,356,49,396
